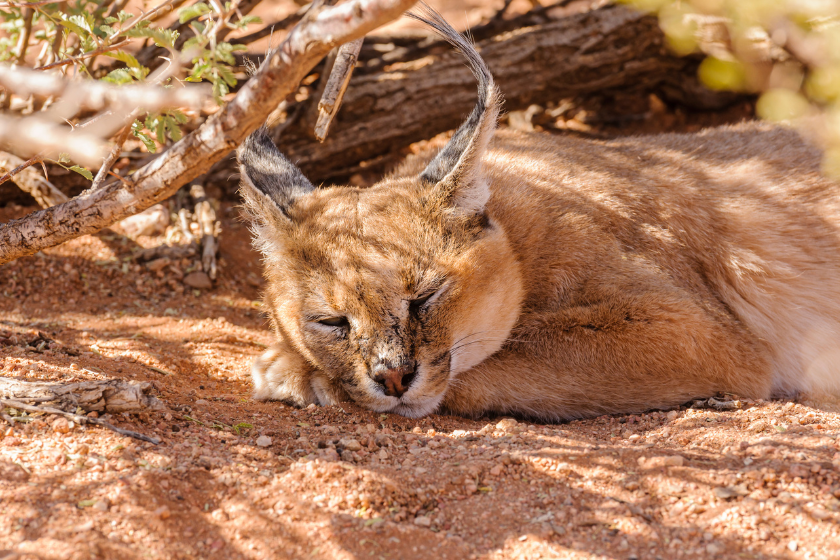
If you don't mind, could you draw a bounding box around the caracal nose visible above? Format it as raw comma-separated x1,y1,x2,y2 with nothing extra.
371,361,416,397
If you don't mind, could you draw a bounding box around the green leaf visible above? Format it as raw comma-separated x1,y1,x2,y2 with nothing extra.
232,15,262,29
131,121,157,153
178,2,211,24
105,50,142,68
117,10,133,23
216,64,237,87
58,18,90,39
99,25,116,37
69,165,93,180
102,68,133,84
124,26,179,48
57,152,71,164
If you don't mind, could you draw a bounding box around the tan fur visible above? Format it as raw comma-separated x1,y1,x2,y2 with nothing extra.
247,120,840,420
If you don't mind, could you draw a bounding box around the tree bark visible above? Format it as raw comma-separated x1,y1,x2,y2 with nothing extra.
0,0,419,266
274,5,743,181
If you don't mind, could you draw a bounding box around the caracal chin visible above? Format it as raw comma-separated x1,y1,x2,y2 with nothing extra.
236,6,840,421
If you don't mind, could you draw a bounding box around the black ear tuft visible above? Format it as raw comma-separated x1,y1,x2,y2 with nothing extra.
237,127,314,216
408,3,500,213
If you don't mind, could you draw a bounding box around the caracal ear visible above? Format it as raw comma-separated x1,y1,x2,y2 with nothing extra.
236,127,315,223
409,4,500,214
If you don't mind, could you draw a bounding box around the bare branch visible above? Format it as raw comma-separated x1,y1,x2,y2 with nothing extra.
315,38,363,142
0,152,68,208
15,7,34,65
0,0,419,265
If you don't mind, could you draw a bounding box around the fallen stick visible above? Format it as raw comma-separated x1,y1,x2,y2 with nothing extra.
0,377,165,414
1,398,161,445
315,38,364,141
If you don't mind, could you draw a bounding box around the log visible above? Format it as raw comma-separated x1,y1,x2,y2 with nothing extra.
0,377,165,414
273,5,743,180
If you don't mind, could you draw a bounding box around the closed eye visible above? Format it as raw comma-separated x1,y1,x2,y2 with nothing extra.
317,316,349,329
409,285,447,315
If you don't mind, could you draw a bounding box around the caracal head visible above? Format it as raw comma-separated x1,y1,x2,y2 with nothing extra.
237,7,522,417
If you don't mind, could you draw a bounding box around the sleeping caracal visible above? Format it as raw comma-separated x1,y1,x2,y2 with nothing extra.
237,7,840,420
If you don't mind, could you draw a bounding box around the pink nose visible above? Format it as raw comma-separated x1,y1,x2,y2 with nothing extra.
371,362,416,397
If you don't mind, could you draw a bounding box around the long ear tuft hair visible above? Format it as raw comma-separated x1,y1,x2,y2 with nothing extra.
237,127,314,220
407,3,501,214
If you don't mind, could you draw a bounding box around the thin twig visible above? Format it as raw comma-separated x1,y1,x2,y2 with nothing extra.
90,123,133,190
34,39,131,71
0,398,161,445
0,153,41,187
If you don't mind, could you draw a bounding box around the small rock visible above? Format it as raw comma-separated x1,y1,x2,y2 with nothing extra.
713,485,748,500
52,417,72,434
340,438,362,451
340,450,355,463
183,271,212,289
93,499,110,512
145,258,171,272
788,541,798,552
321,448,340,462
154,506,171,519
489,464,503,476
378,449,389,461
0,460,29,481
706,543,723,555
194,399,209,406
638,455,684,469
120,204,169,237
255,435,272,448
666,410,678,421
73,520,95,533
413,515,432,527
496,418,519,432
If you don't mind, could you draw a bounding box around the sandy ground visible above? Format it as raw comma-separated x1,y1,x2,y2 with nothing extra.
1,196,840,560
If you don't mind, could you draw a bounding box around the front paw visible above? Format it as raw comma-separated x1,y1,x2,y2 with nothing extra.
251,345,346,407
252,345,317,406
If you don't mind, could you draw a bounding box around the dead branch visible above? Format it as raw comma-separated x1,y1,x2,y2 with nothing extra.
0,65,207,114
315,37,363,142
1,398,161,444
0,377,165,414
0,0,419,265
0,152,68,207
15,7,34,64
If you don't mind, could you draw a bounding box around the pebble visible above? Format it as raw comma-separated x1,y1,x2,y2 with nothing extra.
496,418,519,432
255,435,272,447
340,438,362,451
638,455,684,469
183,271,212,289
666,410,679,421
52,417,73,434
788,541,798,552
154,506,171,520
195,399,209,406
413,516,432,527
93,499,109,512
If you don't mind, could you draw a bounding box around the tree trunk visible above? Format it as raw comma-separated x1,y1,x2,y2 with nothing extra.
274,5,742,181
